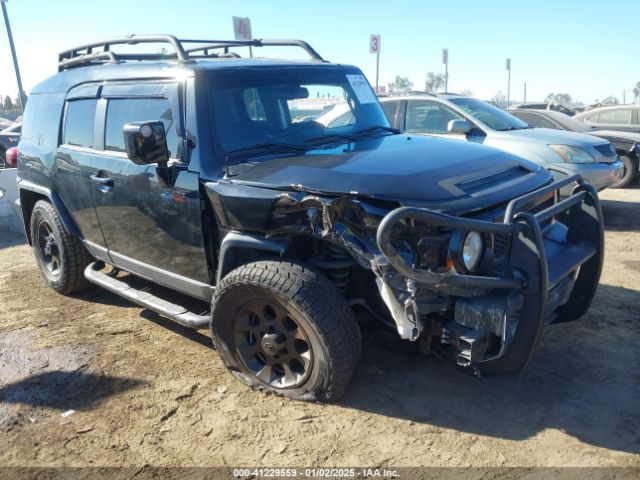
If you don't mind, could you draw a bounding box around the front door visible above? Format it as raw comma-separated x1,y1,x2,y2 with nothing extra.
56,88,109,259
404,100,470,141
90,82,210,297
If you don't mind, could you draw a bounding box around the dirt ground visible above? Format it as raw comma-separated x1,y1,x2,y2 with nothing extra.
0,186,638,470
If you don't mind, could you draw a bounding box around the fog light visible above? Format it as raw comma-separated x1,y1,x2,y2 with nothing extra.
462,231,483,272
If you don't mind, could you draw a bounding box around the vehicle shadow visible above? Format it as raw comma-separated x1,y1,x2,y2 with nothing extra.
0,370,144,411
600,198,640,232
340,282,640,454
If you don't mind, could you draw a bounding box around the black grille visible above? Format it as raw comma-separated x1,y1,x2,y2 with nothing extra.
594,143,616,158
493,234,509,258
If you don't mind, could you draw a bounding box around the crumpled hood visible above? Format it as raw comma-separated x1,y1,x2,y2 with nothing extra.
229,134,551,210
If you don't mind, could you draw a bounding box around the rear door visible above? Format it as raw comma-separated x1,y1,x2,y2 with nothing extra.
56,85,109,260
591,108,639,133
90,81,210,297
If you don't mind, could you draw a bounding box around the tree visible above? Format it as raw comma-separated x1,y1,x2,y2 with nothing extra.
460,89,473,97
3,95,14,110
633,81,640,104
490,91,507,109
545,93,572,104
424,72,445,93
387,76,413,96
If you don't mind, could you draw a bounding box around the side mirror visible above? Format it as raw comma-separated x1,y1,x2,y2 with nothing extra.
123,121,169,165
447,119,472,134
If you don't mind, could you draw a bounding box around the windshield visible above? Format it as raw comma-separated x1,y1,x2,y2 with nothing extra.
208,67,391,161
449,98,529,131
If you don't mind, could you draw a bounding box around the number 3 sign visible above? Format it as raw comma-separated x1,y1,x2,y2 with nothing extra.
370,34,381,54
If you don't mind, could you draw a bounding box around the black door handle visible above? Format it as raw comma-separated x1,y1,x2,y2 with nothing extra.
90,174,114,187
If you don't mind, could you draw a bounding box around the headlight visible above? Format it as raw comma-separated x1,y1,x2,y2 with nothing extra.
462,231,484,272
548,144,594,163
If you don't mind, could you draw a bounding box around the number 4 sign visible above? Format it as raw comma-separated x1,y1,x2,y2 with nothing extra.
370,34,381,54
232,16,252,41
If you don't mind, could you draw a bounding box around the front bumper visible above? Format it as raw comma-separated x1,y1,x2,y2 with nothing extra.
556,160,624,191
376,174,604,375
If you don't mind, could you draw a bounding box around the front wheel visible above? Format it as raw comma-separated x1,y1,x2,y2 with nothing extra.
211,260,361,402
611,154,638,188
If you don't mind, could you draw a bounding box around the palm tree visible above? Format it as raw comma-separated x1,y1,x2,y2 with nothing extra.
634,81,640,104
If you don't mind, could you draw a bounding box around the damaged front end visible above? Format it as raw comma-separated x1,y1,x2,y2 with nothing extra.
373,174,604,375
268,174,603,375
208,171,603,376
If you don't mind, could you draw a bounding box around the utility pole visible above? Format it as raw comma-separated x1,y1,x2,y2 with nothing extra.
442,48,449,93
524,82,527,103
1,0,26,111
506,58,511,108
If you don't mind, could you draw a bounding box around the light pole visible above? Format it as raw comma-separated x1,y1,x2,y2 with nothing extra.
1,0,26,111
506,58,511,108
442,48,449,93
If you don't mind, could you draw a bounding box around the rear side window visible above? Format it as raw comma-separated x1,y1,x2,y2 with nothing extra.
105,98,178,157
597,109,632,124
514,111,558,129
64,99,97,148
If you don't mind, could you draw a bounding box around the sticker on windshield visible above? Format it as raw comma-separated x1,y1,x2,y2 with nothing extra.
346,74,377,104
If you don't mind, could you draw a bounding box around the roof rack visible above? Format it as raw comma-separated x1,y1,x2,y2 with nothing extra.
58,34,326,71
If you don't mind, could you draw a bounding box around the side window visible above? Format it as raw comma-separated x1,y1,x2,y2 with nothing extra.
515,112,558,129
406,101,464,134
64,99,97,148
243,88,267,122
381,101,399,127
105,98,178,157
598,109,632,124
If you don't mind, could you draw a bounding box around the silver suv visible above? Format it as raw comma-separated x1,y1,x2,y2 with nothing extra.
380,94,623,191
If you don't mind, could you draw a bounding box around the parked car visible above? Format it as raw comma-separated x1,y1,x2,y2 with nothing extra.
0,122,21,168
510,109,640,187
575,105,640,134
510,102,576,116
380,94,623,192
17,35,604,401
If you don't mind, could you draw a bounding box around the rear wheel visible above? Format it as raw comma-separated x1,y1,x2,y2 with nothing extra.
30,200,92,294
211,260,361,402
611,154,638,188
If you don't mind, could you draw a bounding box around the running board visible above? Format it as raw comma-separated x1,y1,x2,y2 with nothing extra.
84,262,211,329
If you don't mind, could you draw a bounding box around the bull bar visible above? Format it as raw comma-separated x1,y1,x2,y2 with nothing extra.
376,174,604,375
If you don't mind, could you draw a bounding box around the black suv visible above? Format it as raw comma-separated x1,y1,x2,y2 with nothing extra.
16,35,604,401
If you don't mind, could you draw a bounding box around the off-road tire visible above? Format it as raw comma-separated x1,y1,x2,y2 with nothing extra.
30,200,91,294
612,154,638,188
211,260,361,402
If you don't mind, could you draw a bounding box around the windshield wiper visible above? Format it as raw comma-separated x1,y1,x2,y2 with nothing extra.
352,125,401,137
304,133,358,146
225,142,310,172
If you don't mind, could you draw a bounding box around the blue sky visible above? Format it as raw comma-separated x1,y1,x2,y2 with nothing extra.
1,0,639,104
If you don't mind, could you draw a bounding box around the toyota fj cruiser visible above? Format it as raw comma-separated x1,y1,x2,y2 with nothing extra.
16,35,604,401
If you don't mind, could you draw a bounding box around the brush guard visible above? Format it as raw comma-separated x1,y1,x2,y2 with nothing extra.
377,175,604,375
